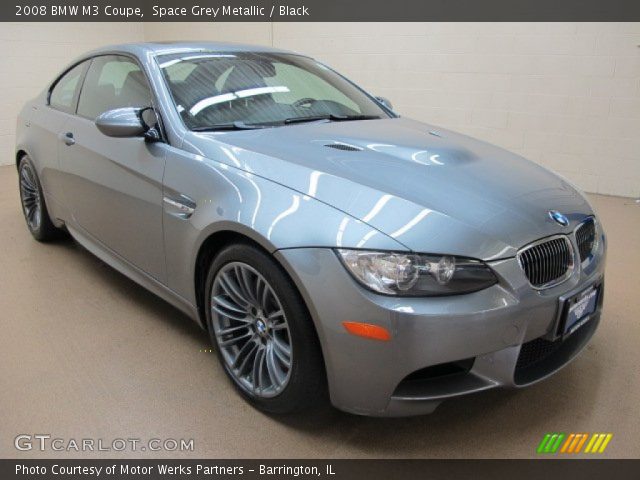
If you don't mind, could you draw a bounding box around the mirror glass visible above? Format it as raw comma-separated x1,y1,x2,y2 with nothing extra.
141,108,158,129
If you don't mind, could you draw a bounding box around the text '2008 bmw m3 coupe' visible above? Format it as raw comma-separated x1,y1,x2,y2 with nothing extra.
16,42,606,416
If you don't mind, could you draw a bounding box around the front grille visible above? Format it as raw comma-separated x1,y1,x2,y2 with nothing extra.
516,337,564,371
514,316,599,385
576,218,596,261
518,236,573,288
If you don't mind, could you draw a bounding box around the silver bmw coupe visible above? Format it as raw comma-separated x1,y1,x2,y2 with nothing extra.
16,42,606,416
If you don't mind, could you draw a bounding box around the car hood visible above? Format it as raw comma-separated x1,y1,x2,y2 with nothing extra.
183,117,592,260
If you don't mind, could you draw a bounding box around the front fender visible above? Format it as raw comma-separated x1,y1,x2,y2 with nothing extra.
161,147,406,310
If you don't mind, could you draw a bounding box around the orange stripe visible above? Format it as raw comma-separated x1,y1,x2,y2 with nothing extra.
568,434,581,453
560,434,575,453
574,434,588,453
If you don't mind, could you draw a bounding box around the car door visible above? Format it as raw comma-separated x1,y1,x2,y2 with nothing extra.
58,54,167,282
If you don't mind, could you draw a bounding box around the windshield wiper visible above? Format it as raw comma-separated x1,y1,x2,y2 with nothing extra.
284,114,381,125
192,115,382,130
191,121,269,131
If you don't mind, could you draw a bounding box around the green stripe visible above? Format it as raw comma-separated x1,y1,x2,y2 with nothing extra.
550,433,565,453
537,434,552,453
544,434,558,453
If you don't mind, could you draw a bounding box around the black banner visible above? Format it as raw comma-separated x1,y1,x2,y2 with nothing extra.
3,0,640,22
3,460,640,480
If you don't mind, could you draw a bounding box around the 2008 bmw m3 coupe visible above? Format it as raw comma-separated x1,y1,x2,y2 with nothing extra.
16,42,606,416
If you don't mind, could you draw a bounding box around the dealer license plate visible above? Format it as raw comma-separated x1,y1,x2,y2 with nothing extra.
563,285,599,336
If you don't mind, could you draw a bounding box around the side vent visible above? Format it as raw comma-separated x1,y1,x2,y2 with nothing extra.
324,142,362,152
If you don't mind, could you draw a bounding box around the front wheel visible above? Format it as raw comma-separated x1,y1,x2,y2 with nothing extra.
204,243,327,413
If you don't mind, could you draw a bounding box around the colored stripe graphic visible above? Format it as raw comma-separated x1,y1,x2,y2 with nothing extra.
584,434,598,453
537,433,565,453
560,434,575,453
537,434,552,453
568,433,585,453
598,434,613,453
550,434,565,453
568,434,580,453
585,433,613,453
538,433,612,454
574,433,589,453
592,434,606,452
545,434,558,453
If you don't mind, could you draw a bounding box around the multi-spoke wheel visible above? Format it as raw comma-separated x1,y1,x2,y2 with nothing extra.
205,243,327,413
20,160,42,231
18,155,61,241
211,262,293,397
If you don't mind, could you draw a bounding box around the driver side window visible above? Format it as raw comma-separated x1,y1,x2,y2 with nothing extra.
77,55,152,120
265,63,360,113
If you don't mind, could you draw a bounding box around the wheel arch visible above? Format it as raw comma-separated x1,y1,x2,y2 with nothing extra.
195,230,259,329
193,228,282,329
16,149,28,169
192,227,327,372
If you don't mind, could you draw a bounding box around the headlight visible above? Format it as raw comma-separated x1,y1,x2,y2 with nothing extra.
593,216,603,252
336,249,497,296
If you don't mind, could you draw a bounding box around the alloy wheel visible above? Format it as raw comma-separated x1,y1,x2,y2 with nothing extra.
19,162,41,231
210,262,293,398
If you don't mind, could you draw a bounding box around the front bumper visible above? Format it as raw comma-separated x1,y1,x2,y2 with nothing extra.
275,234,606,417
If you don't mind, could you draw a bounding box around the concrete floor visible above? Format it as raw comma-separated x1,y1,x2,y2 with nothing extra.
0,164,638,459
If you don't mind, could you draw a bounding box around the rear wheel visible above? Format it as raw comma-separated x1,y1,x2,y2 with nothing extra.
204,243,326,413
18,155,62,242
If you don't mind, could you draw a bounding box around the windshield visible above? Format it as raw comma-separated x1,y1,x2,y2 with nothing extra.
156,52,390,129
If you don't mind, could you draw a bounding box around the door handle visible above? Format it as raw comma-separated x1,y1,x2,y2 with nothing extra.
61,132,75,146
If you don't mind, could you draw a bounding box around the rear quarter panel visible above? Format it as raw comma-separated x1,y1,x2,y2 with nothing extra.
16,93,74,224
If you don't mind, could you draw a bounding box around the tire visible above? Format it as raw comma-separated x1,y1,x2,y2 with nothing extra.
18,155,63,242
204,242,327,414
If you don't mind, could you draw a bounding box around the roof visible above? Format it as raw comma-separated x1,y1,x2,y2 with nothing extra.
84,41,297,58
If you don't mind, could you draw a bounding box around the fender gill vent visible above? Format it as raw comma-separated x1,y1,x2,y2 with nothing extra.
324,143,362,151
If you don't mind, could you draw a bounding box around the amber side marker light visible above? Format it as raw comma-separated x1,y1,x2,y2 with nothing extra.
342,321,391,341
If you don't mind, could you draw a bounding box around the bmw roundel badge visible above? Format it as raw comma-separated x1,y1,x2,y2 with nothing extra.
548,210,569,226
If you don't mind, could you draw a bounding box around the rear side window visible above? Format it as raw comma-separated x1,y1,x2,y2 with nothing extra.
49,62,88,112
77,55,152,120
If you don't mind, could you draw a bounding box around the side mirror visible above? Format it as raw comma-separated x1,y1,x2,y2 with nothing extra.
95,108,146,138
375,96,394,111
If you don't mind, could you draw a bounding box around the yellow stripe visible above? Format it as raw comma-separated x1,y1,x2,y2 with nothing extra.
574,434,588,453
584,434,598,453
598,434,613,453
590,434,606,453
560,434,575,453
